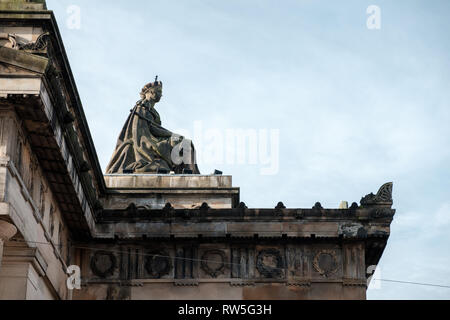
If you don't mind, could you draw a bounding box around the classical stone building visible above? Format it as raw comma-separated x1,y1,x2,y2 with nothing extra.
0,0,395,300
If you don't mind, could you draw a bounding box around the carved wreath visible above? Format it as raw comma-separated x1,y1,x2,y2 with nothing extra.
256,249,284,279
201,250,226,278
145,250,172,278
90,250,117,278
313,250,339,278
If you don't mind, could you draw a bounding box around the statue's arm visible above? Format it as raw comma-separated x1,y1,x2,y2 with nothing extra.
147,106,174,138
134,103,181,139
149,123,173,138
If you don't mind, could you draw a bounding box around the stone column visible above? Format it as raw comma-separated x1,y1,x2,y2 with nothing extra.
0,220,17,270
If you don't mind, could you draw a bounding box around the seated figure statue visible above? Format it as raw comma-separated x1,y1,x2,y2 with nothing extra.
106,78,200,174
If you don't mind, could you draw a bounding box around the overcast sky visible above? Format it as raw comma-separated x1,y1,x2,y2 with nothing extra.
46,0,450,299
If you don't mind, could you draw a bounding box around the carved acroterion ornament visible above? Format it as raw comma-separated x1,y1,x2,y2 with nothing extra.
360,182,393,206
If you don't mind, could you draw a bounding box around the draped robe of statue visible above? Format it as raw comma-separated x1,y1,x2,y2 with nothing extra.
106,99,200,174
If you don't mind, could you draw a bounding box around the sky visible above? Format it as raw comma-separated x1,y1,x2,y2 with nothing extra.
46,0,450,299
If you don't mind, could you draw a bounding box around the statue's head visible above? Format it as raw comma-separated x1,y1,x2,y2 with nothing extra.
140,77,163,103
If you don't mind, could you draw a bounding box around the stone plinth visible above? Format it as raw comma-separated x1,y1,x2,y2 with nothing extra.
103,174,240,210
104,174,233,189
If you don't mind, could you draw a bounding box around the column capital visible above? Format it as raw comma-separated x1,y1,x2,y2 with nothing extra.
0,220,17,242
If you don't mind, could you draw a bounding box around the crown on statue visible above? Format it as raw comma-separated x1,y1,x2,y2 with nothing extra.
140,76,163,98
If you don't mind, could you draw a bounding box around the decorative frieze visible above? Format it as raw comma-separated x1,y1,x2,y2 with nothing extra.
84,243,361,286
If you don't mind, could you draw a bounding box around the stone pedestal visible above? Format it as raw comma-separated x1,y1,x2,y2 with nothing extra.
103,174,240,210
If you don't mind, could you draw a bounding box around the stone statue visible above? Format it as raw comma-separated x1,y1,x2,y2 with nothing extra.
106,78,200,174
